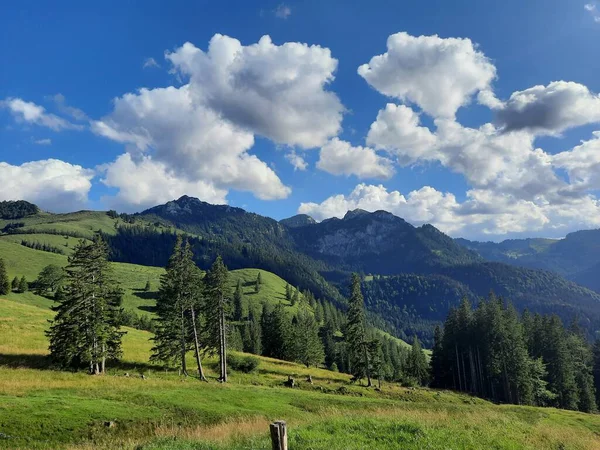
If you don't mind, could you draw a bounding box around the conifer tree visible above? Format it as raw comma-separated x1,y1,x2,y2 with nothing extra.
292,308,324,367
429,325,446,387
285,283,292,303
11,276,19,292
18,276,28,293
320,318,337,369
261,302,291,360
0,257,9,296
406,336,429,385
144,280,151,292
151,237,206,380
47,237,125,374
243,307,262,355
253,272,262,294
233,279,244,321
346,273,371,386
291,288,299,306
203,256,231,382
593,340,600,410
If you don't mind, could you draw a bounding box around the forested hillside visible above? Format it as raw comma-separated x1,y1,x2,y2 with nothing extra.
3,196,600,344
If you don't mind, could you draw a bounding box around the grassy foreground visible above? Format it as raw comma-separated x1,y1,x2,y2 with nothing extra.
1,299,600,449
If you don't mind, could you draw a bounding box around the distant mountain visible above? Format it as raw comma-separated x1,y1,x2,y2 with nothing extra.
101,196,600,341
457,230,600,293
279,214,316,228
288,209,481,274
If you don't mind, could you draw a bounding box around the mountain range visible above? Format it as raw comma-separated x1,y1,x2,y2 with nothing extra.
3,196,600,345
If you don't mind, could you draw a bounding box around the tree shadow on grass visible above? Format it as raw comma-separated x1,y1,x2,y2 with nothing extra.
0,353,163,374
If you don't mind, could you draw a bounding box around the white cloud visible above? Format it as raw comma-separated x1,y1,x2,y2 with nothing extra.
585,3,596,11
33,138,52,145
317,138,394,179
552,131,600,191
0,159,93,211
495,81,600,134
166,35,343,148
298,183,600,239
366,103,437,163
285,150,308,171
93,84,290,205
358,32,496,118
274,3,292,19
143,57,160,69
100,153,228,211
2,98,82,131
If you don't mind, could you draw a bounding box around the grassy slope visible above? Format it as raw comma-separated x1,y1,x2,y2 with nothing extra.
0,239,164,316
1,298,600,449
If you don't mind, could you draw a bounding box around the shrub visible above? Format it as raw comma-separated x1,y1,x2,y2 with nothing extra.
227,354,260,373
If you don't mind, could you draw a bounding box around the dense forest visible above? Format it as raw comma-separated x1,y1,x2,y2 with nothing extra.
0,200,39,219
431,295,600,413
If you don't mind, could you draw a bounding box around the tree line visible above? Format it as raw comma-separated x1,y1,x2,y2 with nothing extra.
33,237,428,386
430,294,600,413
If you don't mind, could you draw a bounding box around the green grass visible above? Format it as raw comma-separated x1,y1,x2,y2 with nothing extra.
0,233,90,256
1,298,600,449
0,239,163,316
229,268,306,317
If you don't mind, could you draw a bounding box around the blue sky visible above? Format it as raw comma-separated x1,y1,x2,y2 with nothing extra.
1,0,600,240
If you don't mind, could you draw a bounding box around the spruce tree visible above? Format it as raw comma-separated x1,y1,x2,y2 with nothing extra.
203,256,231,382
346,273,371,386
406,336,429,386
593,340,600,410
261,302,291,360
18,276,28,293
429,325,446,388
292,308,324,367
233,279,244,321
11,276,19,292
244,307,262,355
285,283,292,303
291,288,299,306
151,237,206,380
144,280,151,292
0,257,9,295
255,272,261,293
47,237,125,374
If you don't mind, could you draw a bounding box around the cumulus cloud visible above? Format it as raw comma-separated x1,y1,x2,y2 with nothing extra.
317,138,394,179
299,183,600,239
495,81,600,134
285,150,308,171
166,35,343,148
93,34,345,208
553,131,600,191
93,85,290,201
366,103,437,163
358,32,496,118
100,153,228,211
0,159,94,211
2,98,83,131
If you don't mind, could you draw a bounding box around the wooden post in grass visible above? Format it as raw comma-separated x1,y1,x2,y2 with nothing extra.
270,420,288,450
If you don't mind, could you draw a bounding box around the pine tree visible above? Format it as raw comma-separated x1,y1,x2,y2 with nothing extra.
291,288,299,306
406,336,429,386
11,276,19,292
346,273,371,386
593,340,600,410
285,283,292,303
0,257,9,295
151,238,206,380
292,308,324,367
255,272,261,293
320,318,337,370
261,302,291,360
47,237,125,373
54,285,65,301
233,279,244,321
203,256,231,382
18,276,28,293
429,325,446,388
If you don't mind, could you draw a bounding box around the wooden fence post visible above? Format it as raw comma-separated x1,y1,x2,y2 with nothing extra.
270,420,288,450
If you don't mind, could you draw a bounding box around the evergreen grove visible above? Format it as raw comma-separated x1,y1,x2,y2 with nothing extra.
430,294,600,413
